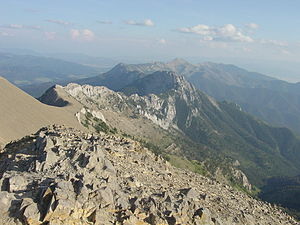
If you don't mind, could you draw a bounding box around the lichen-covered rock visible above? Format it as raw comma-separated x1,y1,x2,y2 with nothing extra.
0,125,298,225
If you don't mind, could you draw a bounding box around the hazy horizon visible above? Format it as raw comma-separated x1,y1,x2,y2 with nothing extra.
1,0,300,82
1,47,300,83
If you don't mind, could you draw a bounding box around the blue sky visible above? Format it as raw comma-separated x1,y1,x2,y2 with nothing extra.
1,0,300,81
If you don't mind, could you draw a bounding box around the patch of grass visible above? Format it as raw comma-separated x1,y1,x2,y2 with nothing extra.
82,112,118,135
140,140,162,155
86,111,93,120
168,155,208,176
93,119,117,134
229,177,260,197
82,119,90,128
94,120,110,133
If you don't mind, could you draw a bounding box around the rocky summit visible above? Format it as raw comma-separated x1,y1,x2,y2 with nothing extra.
0,125,298,225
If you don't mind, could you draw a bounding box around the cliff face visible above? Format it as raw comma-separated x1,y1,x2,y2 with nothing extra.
0,125,298,225
36,72,300,221
40,72,300,187
60,71,218,132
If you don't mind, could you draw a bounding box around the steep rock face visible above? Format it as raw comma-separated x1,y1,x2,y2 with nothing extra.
74,60,300,135
77,65,145,91
0,125,298,225
39,72,300,187
121,71,181,96
58,76,180,131
120,71,203,130
38,85,69,107
59,71,212,132
231,168,252,191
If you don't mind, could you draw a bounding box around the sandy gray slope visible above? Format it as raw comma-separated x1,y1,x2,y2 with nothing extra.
0,77,82,148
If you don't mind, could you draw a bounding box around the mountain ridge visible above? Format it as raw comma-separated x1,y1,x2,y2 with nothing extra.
72,59,300,135
40,72,300,187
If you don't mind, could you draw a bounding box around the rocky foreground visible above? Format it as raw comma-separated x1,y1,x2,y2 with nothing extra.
0,125,298,225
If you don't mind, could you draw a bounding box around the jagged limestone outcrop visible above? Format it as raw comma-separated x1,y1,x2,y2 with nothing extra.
74,59,300,135
39,71,300,188
58,71,218,132
0,125,298,224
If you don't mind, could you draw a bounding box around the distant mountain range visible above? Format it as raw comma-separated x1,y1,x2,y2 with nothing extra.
45,52,119,69
72,59,300,135
0,52,101,86
9,55,300,135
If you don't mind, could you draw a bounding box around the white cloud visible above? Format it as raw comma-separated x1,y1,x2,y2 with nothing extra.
1,24,41,30
8,24,23,29
158,38,167,44
259,39,288,46
280,49,291,55
125,19,154,27
27,25,42,30
82,29,95,41
97,20,113,24
179,24,211,35
70,29,81,40
144,19,155,27
0,31,11,36
44,31,56,40
202,36,213,41
70,29,95,41
46,19,72,26
177,23,254,43
246,23,259,29
242,47,252,52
